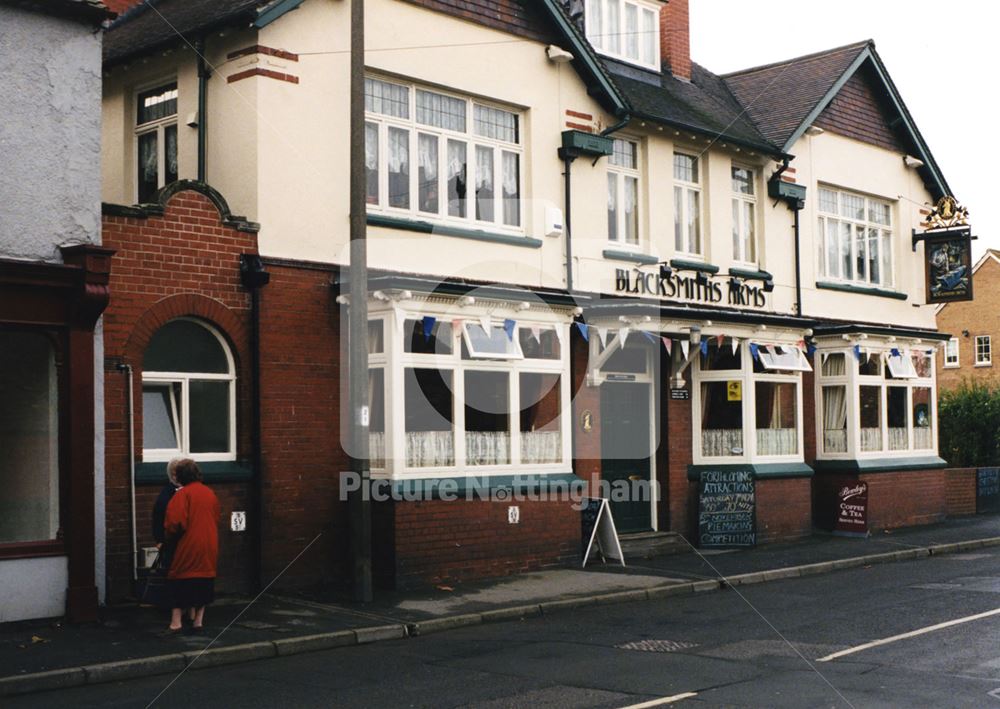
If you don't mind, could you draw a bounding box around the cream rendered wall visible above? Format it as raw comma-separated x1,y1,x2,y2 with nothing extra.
255,0,612,290
789,130,936,330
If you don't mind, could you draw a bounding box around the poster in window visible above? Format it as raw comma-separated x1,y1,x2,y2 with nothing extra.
727,380,742,402
923,227,973,304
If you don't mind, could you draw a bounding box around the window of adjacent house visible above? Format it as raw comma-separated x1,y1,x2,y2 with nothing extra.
0,330,60,544
364,77,522,231
817,187,893,288
135,82,178,203
674,153,702,256
976,335,991,366
585,0,660,70
944,337,959,367
607,138,640,245
142,318,236,462
371,314,569,474
731,165,756,263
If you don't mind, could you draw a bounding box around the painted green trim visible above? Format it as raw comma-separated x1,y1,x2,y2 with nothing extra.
383,472,581,500
687,462,813,481
810,322,950,342
603,249,659,265
670,259,720,275
729,267,773,281
538,0,629,117
254,0,305,28
135,461,254,485
812,456,947,474
816,281,907,301
366,215,543,248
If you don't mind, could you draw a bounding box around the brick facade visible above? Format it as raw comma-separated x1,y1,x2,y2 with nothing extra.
659,0,691,80
101,184,259,601
936,253,1000,391
813,468,947,532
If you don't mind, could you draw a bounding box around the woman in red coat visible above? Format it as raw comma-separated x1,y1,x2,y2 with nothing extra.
164,459,220,633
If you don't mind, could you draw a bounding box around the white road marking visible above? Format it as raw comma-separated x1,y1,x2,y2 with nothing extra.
618,692,698,708
817,607,1000,662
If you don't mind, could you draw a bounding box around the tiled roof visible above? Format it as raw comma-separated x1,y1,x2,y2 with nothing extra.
6,0,112,23
612,63,779,154
104,0,262,65
722,40,871,150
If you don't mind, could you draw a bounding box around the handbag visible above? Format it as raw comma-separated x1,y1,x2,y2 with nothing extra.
140,551,171,608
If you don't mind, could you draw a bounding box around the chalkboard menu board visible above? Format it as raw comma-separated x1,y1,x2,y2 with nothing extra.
698,469,756,548
978,467,1000,514
581,497,602,557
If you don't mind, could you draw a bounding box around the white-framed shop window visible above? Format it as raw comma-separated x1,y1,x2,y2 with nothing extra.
975,335,991,366
607,138,641,246
367,306,572,477
364,76,523,232
673,152,702,257
943,337,959,368
135,81,178,203
585,0,660,70
731,164,757,264
142,318,236,462
693,340,808,463
815,344,936,458
817,186,894,288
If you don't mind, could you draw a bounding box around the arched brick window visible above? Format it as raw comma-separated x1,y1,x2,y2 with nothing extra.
142,318,236,461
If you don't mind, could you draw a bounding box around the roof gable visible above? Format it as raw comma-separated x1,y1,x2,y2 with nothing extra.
814,63,906,153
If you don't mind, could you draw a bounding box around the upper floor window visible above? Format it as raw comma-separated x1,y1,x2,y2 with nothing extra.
142,319,236,462
976,335,991,366
607,138,639,245
943,337,959,367
585,0,660,70
135,82,178,203
817,187,893,288
364,77,522,231
673,152,702,256
731,165,756,264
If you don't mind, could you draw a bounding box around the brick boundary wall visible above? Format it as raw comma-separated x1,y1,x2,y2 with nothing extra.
945,467,977,517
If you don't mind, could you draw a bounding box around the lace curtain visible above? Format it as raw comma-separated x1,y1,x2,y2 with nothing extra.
418,135,438,181
465,431,510,466
406,431,454,467
702,429,743,457
521,431,561,464
823,386,847,453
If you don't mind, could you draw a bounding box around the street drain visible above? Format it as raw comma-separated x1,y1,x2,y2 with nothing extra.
615,639,698,653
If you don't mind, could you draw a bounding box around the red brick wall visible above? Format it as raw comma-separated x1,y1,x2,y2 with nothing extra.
660,0,691,80
936,256,1000,392
389,498,579,589
258,261,349,591
945,467,977,516
666,380,696,539
756,478,812,543
814,469,946,532
101,187,258,601
815,65,905,153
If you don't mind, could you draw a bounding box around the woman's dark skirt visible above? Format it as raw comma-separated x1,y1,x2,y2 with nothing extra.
168,577,215,609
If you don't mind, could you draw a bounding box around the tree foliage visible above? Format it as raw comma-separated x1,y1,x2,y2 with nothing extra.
938,378,1000,467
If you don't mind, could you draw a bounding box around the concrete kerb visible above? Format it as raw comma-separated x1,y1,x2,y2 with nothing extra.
4,535,1000,698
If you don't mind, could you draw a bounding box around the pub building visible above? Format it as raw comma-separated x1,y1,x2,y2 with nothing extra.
97,0,963,596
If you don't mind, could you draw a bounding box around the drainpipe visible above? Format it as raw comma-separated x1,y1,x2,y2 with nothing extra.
768,158,806,317
117,363,138,583
240,254,270,591
196,37,210,182
792,204,803,317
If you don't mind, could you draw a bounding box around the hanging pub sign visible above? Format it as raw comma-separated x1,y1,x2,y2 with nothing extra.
914,196,974,304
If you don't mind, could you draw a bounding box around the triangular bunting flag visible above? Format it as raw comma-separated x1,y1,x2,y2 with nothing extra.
503,318,516,342
765,344,777,357
890,347,901,358
749,342,760,361
700,339,709,357
422,316,437,340
807,343,817,357
575,322,589,342
680,340,690,359
853,344,861,361
662,337,673,355
479,314,492,333
820,351,829,365
530,326,541,343
731,337,739,356
620,327,630,348
451,318,463,330
597,326,609,349
715,334,725,347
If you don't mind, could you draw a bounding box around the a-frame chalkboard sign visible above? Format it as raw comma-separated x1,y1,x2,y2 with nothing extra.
581,498,625,567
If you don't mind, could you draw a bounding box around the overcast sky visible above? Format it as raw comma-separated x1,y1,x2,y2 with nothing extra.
690,1,996,259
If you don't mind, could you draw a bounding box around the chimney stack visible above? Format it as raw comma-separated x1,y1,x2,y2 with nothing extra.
660,0,691,81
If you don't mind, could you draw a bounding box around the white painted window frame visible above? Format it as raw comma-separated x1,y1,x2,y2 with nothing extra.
142,319,237,463
975,335,992,366
585,0,661,71
943,337,959,368
731,163,758,265
817,185,894,288
673,151,703,258
133,80,178,203
607,136,642,247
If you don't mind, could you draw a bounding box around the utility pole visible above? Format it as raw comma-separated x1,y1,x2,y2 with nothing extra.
348,0,373,603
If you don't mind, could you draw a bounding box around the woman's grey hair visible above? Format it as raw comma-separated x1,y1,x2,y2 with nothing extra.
166,457,184,486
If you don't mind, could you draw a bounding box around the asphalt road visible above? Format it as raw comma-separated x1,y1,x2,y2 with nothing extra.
11,548,1000,708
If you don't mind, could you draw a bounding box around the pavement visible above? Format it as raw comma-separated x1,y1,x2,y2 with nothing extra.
2,514,998,698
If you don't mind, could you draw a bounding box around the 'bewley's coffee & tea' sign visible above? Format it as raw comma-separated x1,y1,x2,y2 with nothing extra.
614,268,768,309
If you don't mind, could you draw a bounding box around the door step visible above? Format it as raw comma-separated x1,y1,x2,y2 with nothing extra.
619,531,689,560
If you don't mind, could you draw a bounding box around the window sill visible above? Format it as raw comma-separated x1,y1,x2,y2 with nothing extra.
815,281,907,301
603,248,659,265
974,363,992,368
367,214,542,248
943,364,959,369
687,462,813,481
812,455,946,474
371,471,580,499
0,539,66,561
670,258,719,275
729,266,772,281
135,460,254,485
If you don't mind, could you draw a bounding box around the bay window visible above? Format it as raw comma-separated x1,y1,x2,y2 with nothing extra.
135,82,178,203
695,340,806,462
817,187,893,287
674,153,702,256
816,345,936,458
585,0,660,70
731,165,756,264
365,77,522,231
608,138,640,245
368,310,571,476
